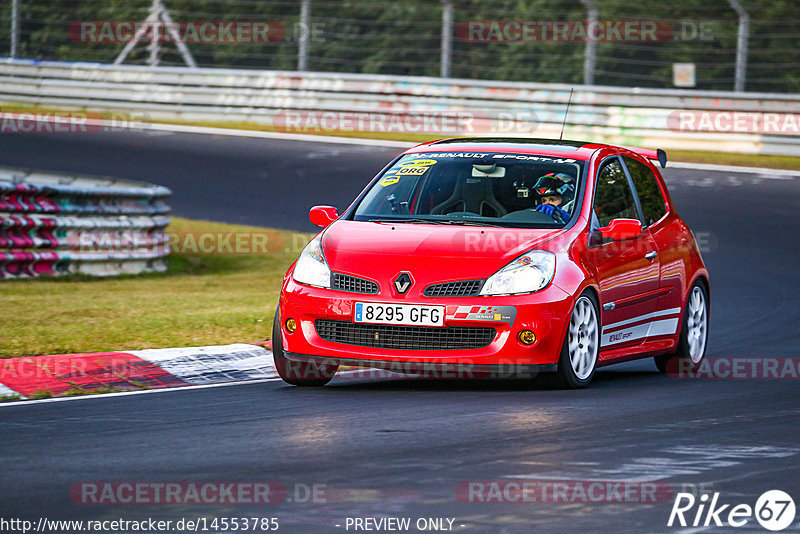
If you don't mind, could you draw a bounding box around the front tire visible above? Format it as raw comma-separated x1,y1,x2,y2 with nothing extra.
541,292,600,389
654,282,709,374
272,307,338,386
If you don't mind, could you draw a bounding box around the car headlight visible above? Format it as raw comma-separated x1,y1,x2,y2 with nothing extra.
480,250,555,296
292,234,331,288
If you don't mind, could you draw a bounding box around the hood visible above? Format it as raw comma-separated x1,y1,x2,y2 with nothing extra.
321,220,566,287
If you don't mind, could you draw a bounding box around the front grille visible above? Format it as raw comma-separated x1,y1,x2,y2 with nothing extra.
424,279,485,297
331,273,379,294
315,319,496,350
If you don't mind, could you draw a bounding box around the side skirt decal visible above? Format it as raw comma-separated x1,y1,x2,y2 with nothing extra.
600,308,681,348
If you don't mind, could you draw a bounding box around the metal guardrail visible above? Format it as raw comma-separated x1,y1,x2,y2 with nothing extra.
0,58,798,156
0,167,171,278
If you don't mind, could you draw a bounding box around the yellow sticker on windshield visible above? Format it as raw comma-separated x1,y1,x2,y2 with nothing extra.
402,159,437,166
379,176,400,186
397,165,429,176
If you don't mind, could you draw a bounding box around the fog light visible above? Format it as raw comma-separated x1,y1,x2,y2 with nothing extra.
285,318,297,333
518,330,536,345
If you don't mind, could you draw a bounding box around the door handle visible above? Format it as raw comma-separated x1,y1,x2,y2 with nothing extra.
645,251,658,260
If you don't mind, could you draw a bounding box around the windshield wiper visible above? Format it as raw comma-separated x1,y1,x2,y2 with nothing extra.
369,218,446,224
368,218,503,227
440,219,504,227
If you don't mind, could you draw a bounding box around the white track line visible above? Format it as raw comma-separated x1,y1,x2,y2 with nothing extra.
0,377,282,408
668,160,800,177
0,344,278,406
129,120,413,149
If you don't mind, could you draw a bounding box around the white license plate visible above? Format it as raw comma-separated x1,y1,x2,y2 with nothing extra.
354,302,445,327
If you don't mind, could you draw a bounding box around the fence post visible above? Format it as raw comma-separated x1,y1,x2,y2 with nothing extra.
579,0,597,85
114,0,196,67
146,0,160,66
440,0,453,78
725,0,749,92
298,0,310,71
10,0,19,57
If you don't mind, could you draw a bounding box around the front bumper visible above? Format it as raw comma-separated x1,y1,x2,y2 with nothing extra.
285,352,557,379
278,277,574,368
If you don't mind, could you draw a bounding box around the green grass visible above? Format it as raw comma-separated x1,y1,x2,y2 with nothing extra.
0,218,311,358
63,385,125,396
3,102,799,170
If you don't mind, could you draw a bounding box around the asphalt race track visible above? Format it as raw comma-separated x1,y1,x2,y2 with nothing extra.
1,129,799,533
0,129,401,233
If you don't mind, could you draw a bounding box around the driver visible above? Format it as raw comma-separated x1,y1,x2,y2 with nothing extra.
533,173,574,222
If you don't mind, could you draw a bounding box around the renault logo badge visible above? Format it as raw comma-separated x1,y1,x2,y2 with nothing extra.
394,272,413,294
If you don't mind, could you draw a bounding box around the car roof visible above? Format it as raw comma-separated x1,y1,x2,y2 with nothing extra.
403,137,655,162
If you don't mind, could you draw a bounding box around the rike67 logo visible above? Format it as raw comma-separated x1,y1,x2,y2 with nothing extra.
668,490,796,531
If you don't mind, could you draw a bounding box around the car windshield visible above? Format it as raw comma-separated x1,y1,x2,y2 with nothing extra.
353,152,586,228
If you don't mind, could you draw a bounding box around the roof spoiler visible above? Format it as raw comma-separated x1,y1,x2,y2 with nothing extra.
619,146,668,169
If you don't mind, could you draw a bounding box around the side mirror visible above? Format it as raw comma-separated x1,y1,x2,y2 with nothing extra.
598,218,642,241
309,205,339,228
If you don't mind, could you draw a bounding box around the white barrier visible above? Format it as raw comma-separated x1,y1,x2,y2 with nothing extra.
0,58,798,156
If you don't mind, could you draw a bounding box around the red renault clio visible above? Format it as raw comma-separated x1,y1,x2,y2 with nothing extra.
274,138,709,388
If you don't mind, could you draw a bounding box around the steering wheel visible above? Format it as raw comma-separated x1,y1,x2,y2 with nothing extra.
550,208,566,224
386,193,410,215
537,205,566,224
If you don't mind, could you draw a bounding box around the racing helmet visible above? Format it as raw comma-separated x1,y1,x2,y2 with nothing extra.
533,173,575,204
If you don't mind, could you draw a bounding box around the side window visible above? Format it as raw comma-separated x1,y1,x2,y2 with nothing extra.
624,157,667,226
593,159,639,227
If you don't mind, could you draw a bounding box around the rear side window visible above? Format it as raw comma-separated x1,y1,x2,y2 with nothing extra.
593,159,639,227
624,157,667,226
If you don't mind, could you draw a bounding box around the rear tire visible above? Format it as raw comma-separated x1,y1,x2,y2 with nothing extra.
539,291,600,389
654,282,709,374
272,307,338,386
